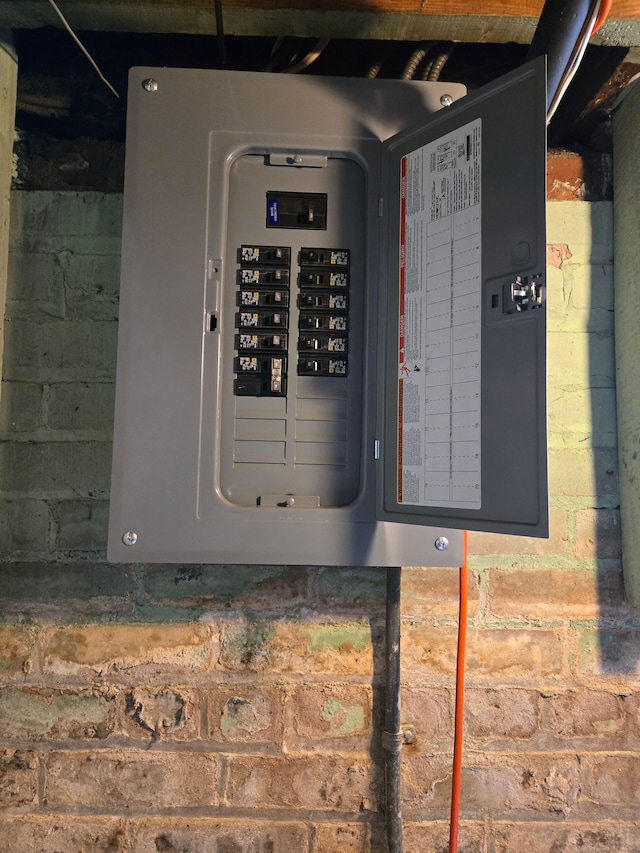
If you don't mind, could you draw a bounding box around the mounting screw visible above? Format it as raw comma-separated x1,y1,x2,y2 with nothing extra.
142,78,158,93
440,94,453,107
435,536,449,551
122,531,138,546
402,725,416,744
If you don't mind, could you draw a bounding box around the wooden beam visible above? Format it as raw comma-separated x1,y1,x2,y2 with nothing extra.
1,0,639,44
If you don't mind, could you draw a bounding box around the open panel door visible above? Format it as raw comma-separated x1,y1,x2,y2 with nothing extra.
378,58,548,537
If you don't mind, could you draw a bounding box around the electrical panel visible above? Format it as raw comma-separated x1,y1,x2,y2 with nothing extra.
108,61,547,566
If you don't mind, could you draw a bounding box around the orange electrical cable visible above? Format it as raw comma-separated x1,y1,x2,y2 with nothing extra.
448,529,468,853
593,0,613,32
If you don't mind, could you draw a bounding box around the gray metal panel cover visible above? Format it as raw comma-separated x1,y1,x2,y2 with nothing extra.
108,68,468,565
377,58,548,536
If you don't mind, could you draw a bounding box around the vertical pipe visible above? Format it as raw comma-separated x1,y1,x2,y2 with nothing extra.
384,566,404,853
613,81,640,605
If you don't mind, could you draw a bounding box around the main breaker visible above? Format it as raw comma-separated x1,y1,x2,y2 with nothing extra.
108,60,547,566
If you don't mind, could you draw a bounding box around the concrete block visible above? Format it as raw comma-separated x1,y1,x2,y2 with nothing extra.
131,819,309,853
469,507,568,558
284,685,371,752
40,623,213,678
492,822,640,852
546,201,613,264
123,686,200,741
0,499,49,552
0,562,130,601
575,508,621,559
547,331,615,389
0,749,38,807
548,448,618,502
57,251,120,320
55,499,110,550
578,629,640,677
0,818,128,853
464,688,540,740
0,625,36,683
6,251,65,318
402,625,563,683
219,620,379,677
315,567,386,614
47,382,115,432
582,755,640,806
548,387,618,449
540,690,625,740
0,687,116,740
403,752,581,816
404,823,485,853
208,686,284,744
225,755,379,812
311,823,381,853
2,319,117,381
0,441,112,496
0,381,42,433
400,688,452,741
488,568,601,621
401,567,479,619
11,191,123,240
44,750,219,809
143,564,307,612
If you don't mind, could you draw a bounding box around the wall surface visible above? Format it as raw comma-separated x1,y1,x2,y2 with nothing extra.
0,189,638,852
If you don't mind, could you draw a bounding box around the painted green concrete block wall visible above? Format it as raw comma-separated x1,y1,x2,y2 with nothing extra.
0,191,638,852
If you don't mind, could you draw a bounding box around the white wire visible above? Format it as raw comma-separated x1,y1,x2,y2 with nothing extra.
46,0,120,99
547,0,600,123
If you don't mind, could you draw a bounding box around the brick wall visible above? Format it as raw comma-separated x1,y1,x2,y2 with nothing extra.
0,189,637,852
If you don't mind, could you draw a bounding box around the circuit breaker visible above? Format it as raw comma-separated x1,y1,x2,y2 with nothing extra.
108,60,548,566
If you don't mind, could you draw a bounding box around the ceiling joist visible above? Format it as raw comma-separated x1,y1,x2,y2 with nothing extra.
1,0,640,45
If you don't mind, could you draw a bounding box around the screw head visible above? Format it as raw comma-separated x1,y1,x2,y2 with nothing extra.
142,78,158,93
435,536,449,551
122,531,138,546
440,94,453,107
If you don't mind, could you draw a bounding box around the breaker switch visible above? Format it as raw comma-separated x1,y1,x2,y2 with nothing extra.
239,289,289,307
298,356,348,377
298,292,349,311
300,268,349,288
238,310,288,329
239,268,290,285
300,248,350,267
298,334,348,353
239,245,291,265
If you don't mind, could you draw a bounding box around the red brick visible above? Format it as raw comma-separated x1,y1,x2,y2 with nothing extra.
575,508,621,559
123,687,200,740
493,822,640,852
577,628,640,677
0,749,38,807
41,623,212,678
226,756,379,812
403,625,563,683
488,567,601,620
465,689,539,740
131,819,308,852
401,567,479,618
0,625,36,683
541,690,625,740
208,686,284,744
44,750,220,809
284,685,371,752
0,817,128,853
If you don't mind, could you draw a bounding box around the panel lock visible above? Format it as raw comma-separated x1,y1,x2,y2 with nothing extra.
503,274,543,314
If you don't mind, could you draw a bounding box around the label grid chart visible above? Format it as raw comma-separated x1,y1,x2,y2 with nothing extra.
398,119,482,509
